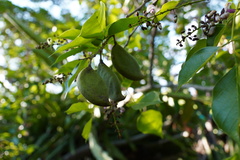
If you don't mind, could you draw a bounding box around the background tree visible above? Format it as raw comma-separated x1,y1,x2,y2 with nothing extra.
0,0,240,159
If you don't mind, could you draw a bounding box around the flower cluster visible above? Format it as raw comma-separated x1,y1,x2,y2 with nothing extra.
35,41,52,49
36,38,67,49
200,7,234,36
42,73,71,85
176,25,199,47
176,3,235,47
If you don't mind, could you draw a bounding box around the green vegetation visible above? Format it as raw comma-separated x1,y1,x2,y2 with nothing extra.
1,0,240,159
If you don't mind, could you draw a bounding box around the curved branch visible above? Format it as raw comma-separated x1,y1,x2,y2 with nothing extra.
126,0,151,18
124,26,139,48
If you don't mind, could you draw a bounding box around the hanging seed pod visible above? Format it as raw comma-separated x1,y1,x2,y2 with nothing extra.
77,65,110,106
97,61,125,102
111,42,144,81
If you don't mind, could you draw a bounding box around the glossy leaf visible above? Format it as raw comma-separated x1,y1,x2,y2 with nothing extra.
80,1,106,38
137,110,163,137
58,60,80,74
54,36,96,54
212,66,240,143
67,59,88,87
53,47,85,65
59,28,81,40
178,47,219,88
108,17,146,36
65,102,93,114
82,118,93,140
207,24,225,46
131,91,161,110
156,1,179,21
62,60,88,98
186,39,206,61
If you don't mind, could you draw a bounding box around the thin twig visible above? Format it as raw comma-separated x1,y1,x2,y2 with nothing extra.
126,0,151,18
152,0,205,18
124,26,139,48
128,0,205,26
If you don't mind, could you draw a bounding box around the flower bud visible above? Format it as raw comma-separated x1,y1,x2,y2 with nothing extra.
146,4,157,14
226,9,235,13
220,12,230,20
214,14,220,22
206,10,216,18
207,26,216,36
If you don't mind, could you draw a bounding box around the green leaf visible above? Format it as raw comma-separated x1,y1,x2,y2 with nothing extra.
58,60,80,74
156,1,179,21
82,118,93,140
80,1,106,38
178,46,219,88
54,36,96,54
53,47,85,65
67,59,88,87
62,59,88,98
186,39,206,61
137,110,163,137
65,102,92,114
108,17,147,36
59,28,81,40
207,24,225,46
131,91,161,110
212,66,240,143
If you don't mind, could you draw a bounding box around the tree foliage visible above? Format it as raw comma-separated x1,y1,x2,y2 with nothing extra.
1,0,240,159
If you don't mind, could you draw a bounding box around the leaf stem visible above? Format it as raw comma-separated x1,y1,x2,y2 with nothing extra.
124,26,139,48
126,0,151,18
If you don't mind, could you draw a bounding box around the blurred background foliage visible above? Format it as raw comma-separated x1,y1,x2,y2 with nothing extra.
0,0,239,159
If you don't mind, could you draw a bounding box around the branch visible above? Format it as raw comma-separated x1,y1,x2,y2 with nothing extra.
62,134,148,160
124,26,139,48
148,27,157,88
135,83,214,92
62,131,187,160
126,0,151,18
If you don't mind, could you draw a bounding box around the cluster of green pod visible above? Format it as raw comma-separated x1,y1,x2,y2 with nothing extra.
77,41,144,106
77,61,125,106
111,42,144,81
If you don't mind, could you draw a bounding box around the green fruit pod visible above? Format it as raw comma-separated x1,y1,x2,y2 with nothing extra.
97,61,125,102
77,65,110,106
111,43,144,81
